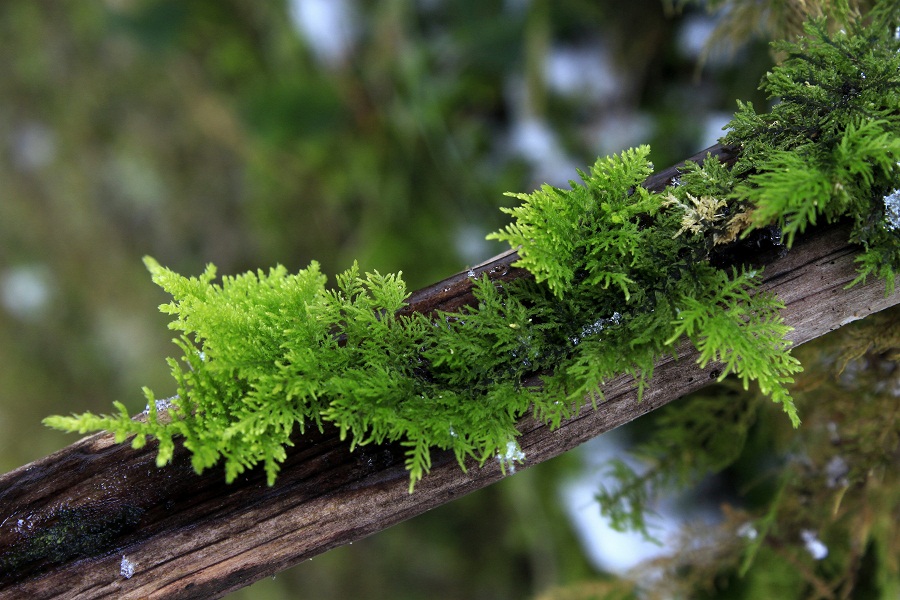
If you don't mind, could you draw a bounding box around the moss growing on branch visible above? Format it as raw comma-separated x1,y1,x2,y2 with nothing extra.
46,8,900,490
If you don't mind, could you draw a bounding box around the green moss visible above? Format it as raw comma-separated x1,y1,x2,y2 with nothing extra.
724,10,900,290
45,7,900,490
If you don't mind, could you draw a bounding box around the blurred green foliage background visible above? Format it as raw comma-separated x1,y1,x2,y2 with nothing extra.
0,1,788,598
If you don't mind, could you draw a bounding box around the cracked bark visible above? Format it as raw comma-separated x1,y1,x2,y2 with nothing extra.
1,144,897,599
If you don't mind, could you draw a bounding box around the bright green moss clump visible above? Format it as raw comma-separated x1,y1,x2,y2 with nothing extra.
724,14,900,289
45,10,900,489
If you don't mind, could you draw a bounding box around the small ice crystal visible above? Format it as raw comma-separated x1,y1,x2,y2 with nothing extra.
581,320,605,337
496,440,526,474
144,395,177,415
884,190,900,231
466,269,476,278
156,396,175,411
579,312,623,339
120,555,136,579
14,518,32,533
801,530,828,560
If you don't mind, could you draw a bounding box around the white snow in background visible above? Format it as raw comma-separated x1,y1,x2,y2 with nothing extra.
508,117,557,163
677,15,717,59
0,265,54,320
584,111,655,157
288,0,359,67
561,433,685,574
507,116,581,186
508,41,635,182
10,121,57,172
824,455,849,488
454,224,493,265
801,530,828,560
737,522,758,541
562,476,683,574
701,112,733,148
676,13,735,67
544,45,619,104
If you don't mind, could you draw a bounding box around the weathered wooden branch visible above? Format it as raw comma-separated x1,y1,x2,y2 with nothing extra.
1,144,898,599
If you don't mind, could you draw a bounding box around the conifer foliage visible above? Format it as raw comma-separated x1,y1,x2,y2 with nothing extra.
45,8,900,490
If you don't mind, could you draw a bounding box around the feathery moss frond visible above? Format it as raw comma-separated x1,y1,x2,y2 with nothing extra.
45,8,900,491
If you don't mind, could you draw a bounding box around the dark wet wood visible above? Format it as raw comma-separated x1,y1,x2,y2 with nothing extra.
1,144,897,600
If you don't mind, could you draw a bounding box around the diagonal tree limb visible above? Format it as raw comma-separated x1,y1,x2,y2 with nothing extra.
1,145,898,599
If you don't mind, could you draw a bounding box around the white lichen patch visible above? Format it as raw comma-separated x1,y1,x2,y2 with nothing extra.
663,192,728,238
120,555,136,579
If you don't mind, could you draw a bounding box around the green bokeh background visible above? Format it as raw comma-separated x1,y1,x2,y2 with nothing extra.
0,1,773,597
